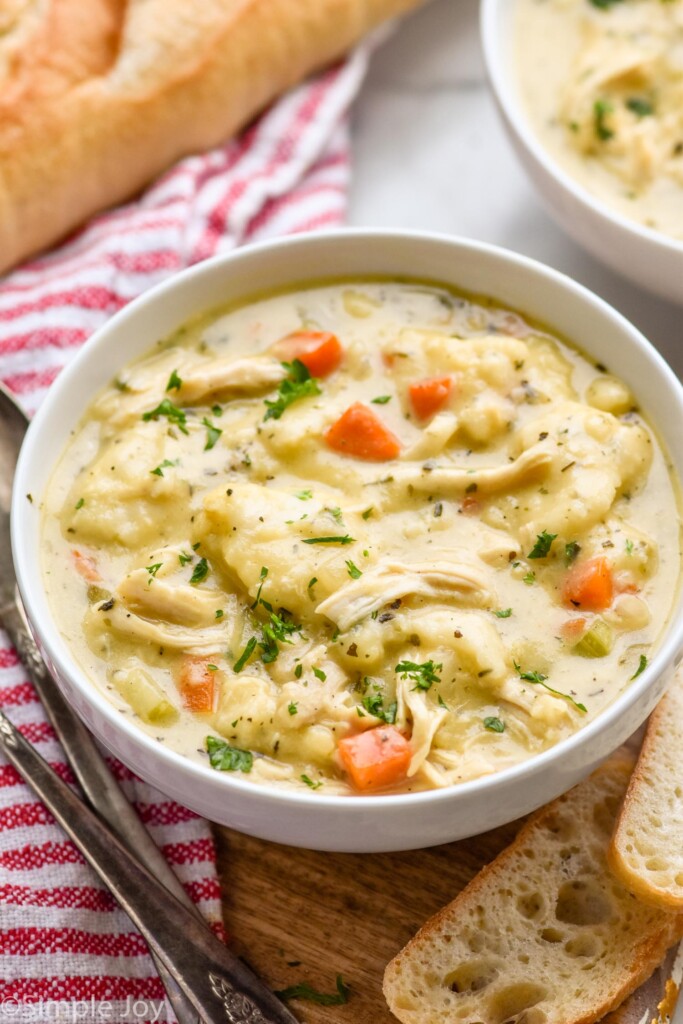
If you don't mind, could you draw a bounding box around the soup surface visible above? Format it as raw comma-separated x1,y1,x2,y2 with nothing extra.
42,280,680,795
515,0,683,239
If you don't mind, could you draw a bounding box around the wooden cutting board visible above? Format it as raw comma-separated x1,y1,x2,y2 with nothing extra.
213,817,677,1024
213,817,524,1023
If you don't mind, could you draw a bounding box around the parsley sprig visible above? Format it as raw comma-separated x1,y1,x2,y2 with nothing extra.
514,661,587,713
264,359,321,421
302,535,354,545
395,660,442,691
276,976,351,1006
527,530,557,559
142,398,188,434
206,736,253,773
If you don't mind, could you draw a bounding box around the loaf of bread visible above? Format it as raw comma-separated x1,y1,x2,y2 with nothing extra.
383,755,683,1024
0,0,423,275
610,672,683,909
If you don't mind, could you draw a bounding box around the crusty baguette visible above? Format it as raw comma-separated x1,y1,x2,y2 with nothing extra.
0,0,424,275
383,755,683,1024
610,672,683,909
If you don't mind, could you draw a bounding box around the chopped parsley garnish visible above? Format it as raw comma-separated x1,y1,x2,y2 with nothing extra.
212,404,223,417
371,395,392,405
588,0,624,7
251,566,269,610
300,775,323,791
74,498,85,510
294,664,303,679
276,976,350,1005
145,563,162,578
215,609,224,620
494,608,513,619
514,661,587,713
522,571,536,585
484,716,505,733
202,418,222,451
307,576,318,595
326,506,344,525
142,398,188,435
395,659,442,691
233,636,257,673
594,98,615,141
287,702,298,716
178,551,193,566
295,490,313,501
626,97,654,118
625,539,634,555
151,459,176,477
207,664,218,672
362,507,375,520
527,530,557,559
312,667,327,681
189,558,209,585
345,560,362,580
259,611,299,664
565,541,581,565
302,535,354,545
263,359,321,421
631,654,648,680
362,691,397,724
166,369,183,392
206,736,253,773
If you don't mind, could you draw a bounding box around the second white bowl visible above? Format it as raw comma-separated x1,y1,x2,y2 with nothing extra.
481,0,683,306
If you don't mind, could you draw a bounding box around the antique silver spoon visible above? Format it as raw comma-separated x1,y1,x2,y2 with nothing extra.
0,383,299,1024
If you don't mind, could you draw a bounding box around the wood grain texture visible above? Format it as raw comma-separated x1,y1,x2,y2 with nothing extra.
213,820,520,1023
213,812,678,1024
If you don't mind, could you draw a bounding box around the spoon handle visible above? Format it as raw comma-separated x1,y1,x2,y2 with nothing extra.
0,707,300,1024
3,595,202,1024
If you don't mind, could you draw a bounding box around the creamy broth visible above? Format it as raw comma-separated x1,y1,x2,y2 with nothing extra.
42,281,681,795
515,0,683,239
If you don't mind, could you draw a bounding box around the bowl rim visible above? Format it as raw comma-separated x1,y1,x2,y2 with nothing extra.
12,227,683,811
479,0,683,257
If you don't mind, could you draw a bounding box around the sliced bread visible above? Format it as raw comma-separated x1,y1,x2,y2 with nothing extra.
383,755,683,1024
610,674,683,909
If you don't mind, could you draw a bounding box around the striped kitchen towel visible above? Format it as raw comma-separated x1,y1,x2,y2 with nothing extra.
0,43,373,1023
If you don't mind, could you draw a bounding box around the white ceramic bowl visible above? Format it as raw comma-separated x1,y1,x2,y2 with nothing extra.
12,230,683,852
481,0,683,305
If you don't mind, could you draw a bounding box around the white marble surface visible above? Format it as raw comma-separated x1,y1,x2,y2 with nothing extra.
349,0,683,374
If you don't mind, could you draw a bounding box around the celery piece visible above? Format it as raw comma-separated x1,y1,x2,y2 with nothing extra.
110,668,179,726
573,618,614,658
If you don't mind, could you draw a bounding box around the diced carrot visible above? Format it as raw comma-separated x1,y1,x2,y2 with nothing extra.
325,403,401,461
562,557,614,612
271,331,343,378
409,376,453,420
559,617,587,644
338,726,412,792
176,656,217,714
72,549,101,583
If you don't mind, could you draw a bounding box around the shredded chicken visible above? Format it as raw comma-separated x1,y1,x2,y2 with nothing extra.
98,603,226,651
175,357,286,404
116,569,225,627
316,560,494,631
401,412,459,461
389,441,556,496
398,676,448,778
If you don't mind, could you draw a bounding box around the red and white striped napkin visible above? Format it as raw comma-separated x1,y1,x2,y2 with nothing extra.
0,44,374,1022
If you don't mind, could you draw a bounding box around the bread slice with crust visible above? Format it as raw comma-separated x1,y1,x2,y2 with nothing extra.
0,0,425,274
610,674,683,909
383,755,683,1024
